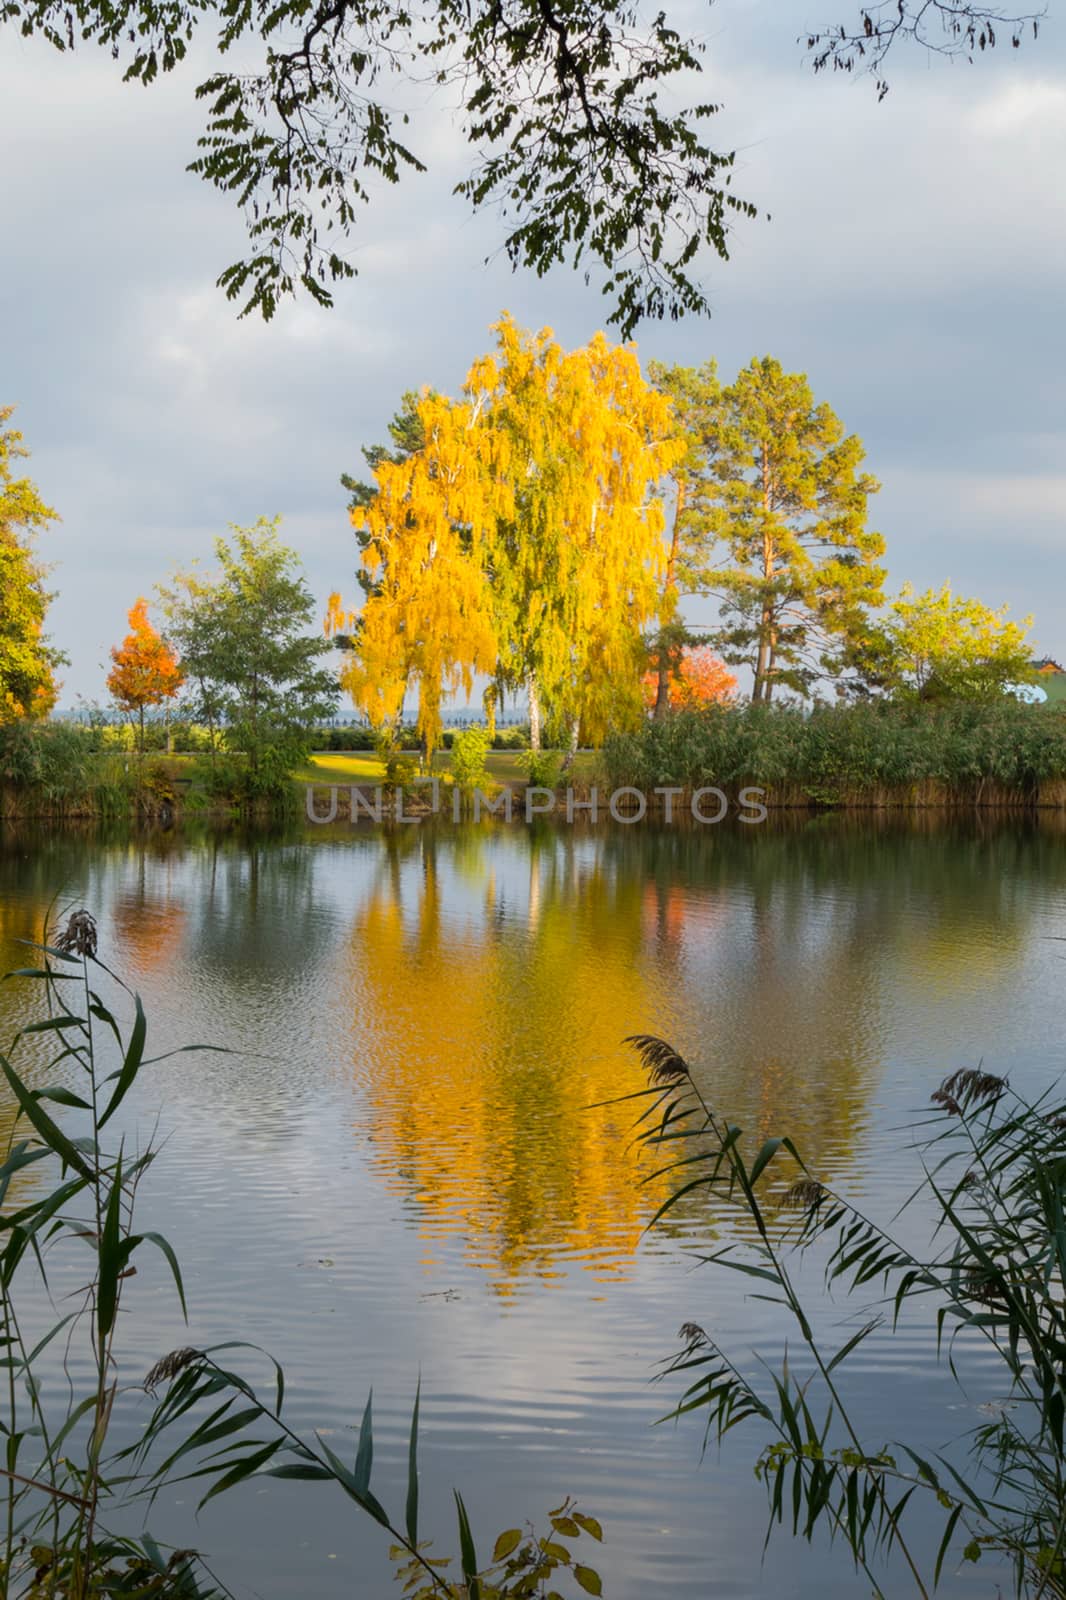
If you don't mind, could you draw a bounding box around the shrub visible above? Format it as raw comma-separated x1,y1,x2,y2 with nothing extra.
493,726,529,751
451,724,492,791
517,749,563,789
0,720,96,809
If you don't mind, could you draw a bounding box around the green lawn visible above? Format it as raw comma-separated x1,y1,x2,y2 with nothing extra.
295,752,387,783
297,751,599,786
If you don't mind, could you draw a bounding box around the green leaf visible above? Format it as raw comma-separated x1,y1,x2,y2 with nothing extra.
97,1152,126,1342
572,1514,603,1542
141,1231,188,1322
19,1015,86,1036
749,1137,784,1186
316,1435,390,1527
268,1463,334,1480
99,992,147,1129
574,1565,603,1595
826,1318,881,1374
454,1490,480,1600
0,1053,91,1177
406,1377,420,1548
33,1086,92,1111
197,1437,284,1510
354,1390,374,1495
493,1528,523,1561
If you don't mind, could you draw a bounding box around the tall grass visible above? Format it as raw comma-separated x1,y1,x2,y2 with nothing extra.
602,703,1066,804
0,913,604,1598
0,724,100,815
620,1034,1066,1597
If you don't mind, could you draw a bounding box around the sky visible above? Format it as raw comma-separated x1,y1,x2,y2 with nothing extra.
1,0,1063,707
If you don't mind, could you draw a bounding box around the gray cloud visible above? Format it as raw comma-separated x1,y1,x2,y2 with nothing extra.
1,0,1062,701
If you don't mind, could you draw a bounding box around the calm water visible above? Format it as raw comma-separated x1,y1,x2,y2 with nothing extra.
1,814,1064,1599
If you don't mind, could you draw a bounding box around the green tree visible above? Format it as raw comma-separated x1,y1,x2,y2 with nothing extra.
645,359,723,718
708,358,885,703
0,406,64,721
878,581,1035,702
156,566,232,765
203,519,338,777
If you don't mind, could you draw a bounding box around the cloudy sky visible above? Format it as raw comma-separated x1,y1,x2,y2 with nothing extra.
2,0,1063,705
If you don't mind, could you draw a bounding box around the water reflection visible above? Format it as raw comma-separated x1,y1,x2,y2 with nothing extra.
1,815,1064,1600
1,815,1062,1286
332,815,1065,1287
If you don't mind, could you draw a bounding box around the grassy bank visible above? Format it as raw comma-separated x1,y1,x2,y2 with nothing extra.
0,742,594,819
8,705,1066,819
602,702,1066,808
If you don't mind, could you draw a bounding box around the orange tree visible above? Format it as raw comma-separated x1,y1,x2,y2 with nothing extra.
107,597,184,753
641,643,736,711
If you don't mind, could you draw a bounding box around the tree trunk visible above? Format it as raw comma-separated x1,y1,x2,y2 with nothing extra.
527,673,542,752
654,479,686,719
754,448,775,703
165,704,172,754
559,715,580,774
138,704,145,758
754,607,774,702
653,644,673,719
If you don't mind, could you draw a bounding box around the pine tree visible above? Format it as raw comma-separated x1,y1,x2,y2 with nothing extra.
708,358,884,702
644,360,723,718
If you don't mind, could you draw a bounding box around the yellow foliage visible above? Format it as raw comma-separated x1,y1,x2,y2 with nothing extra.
330,317,685,751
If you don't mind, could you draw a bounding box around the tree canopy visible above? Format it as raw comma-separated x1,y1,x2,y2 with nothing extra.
0,407,64,723
706,357,885,702
3,0,1043,330
879,582,1035,702
330,315,681,757
162,518,338,775
107,597,184,749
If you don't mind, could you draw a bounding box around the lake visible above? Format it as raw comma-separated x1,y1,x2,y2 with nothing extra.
1,814,1064,1599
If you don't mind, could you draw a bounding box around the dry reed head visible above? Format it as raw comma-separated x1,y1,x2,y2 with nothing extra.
782,1178,826,1211
144,1347,201,1394
931,1068,1007,1115
625,1034,691,1085
54,910,98,958
964,1267,1006,1306
677,1322,708,1349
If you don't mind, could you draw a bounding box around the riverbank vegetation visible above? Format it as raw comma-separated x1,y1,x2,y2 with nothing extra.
1,321,1057,823
623,1032,1066,1596
603,701,1066,808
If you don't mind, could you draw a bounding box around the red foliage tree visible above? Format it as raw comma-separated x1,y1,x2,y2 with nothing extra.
107,598,184,753
642,644,736,712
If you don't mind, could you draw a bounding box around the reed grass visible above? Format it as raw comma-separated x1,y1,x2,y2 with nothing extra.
620,1033,1066,1597
602,703,1066,806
